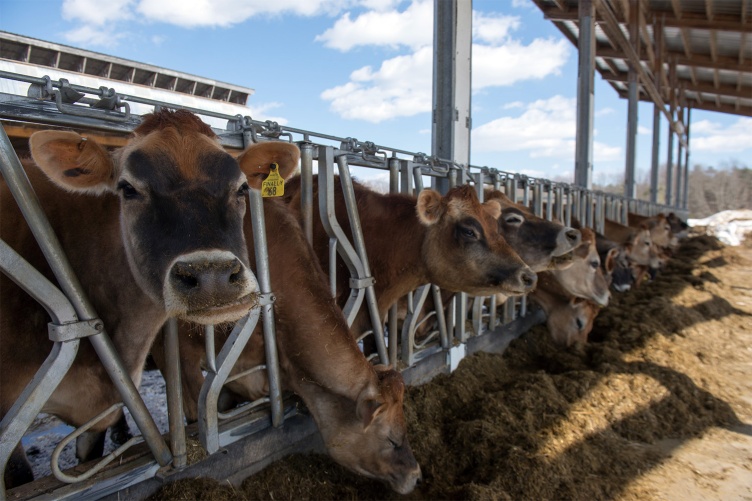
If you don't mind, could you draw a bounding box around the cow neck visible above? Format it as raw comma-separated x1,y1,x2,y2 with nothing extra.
360,191,431,316
259,198,378,402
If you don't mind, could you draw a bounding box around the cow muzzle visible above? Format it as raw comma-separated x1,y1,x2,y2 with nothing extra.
553,227,581,256
163,250,258,324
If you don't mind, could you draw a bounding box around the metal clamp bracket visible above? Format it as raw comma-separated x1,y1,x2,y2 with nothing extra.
257,292,276,307
48,318,104,342
349,276,375,289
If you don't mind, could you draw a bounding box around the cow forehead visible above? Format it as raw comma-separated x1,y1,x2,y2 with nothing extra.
122,130,239,187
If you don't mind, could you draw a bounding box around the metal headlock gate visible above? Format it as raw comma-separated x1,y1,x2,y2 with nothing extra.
0,70,685,500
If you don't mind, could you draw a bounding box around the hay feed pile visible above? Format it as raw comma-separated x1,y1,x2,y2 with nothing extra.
151,236,752,501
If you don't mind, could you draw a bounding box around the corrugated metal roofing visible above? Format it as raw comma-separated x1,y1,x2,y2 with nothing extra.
533,0,751,119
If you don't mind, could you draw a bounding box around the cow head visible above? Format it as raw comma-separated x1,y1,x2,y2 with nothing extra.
643,214,673,248
546,296,599,347
318,367,421,494
485,189,581,271
416,185,536,296
29,110,300,325
550,228,610,307
610,245,635,292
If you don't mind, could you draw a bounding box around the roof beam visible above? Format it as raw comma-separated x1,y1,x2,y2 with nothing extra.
541,5,752,32
594,0,681,138
616,90,752,117
598,46,749,72
603,71,752,100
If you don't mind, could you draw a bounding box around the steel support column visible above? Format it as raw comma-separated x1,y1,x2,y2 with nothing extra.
432,0,472,195
649,104,661,203
675,108,684,208
683,107,691,209
624,0,640,199
575,0,595,189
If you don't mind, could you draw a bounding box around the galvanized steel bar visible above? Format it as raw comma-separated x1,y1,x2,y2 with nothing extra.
317,146,366,326
335,154,389,365
198,310,261,453
248,188,284,427
164,318,186,469
574,0,595,189
650,104,661,203
299,142,315,245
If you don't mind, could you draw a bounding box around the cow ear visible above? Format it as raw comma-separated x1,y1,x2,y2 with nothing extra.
416,189,445,226
356,396,386,428
29,131,115,194
237,141,301,190
605,247,619,272
482,199,501,220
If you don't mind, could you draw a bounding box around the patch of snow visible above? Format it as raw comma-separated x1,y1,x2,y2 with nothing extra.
688,210,752,246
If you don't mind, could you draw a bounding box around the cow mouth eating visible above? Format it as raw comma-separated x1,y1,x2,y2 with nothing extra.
183,292,260,325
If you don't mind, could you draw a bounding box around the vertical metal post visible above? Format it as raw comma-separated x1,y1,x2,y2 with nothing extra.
575,0,595,189
248,189,284,427
683,107,691,209
624,0,640,199
650,105,661,203
299,142,314,245
675,114,684,209
432,0,472,195
163,318,186,468
387,157,400,367
665,62,676,205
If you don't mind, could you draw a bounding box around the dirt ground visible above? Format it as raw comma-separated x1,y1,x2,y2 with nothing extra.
152,235,752,500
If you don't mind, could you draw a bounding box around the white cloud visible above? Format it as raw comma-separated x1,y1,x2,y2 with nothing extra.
472,12,519,45
316,0,432,51
63,25,128,47
62,0,134,26
320,46,433,122
472,95,621,162
473,38,569,89
135,0,348,28
595,107,615,117
638,125,651,135
691,118,752,153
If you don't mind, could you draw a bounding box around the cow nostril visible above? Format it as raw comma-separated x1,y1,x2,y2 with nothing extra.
576,317,584,330
228,260,244,284
520,269,537,289
172,263,199,289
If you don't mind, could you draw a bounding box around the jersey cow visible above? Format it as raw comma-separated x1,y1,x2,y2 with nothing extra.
529,273,599,347
548,227,610,307
151,194,422,494
0,110,297,486
484,189,581,271
283,176,537,338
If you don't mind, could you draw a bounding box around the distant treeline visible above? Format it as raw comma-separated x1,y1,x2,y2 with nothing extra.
590,162,751,219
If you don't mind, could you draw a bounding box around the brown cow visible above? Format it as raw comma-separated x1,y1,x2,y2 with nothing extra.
529,273,599,347
484,189,581,271
549,227,610,307
627,212,673,248
150,194,422,494
0,110,298,486
604,218,661,270
283,175,536,337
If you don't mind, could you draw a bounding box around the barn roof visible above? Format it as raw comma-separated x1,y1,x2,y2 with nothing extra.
0,31,254,106
533,0,751,118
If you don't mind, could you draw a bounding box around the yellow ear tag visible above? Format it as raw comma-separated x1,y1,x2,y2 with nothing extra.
261,163,284,198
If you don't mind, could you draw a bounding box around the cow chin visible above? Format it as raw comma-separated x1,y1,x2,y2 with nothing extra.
180,293,259,325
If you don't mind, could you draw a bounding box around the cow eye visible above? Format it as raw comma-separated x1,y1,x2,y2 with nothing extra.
388,437,400,449
504,213,524,225
590,260,599,269
116,181,139,200
460,226,477,240
237,182,249,197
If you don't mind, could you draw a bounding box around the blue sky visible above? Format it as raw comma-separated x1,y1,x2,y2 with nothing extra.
1,0,750,184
